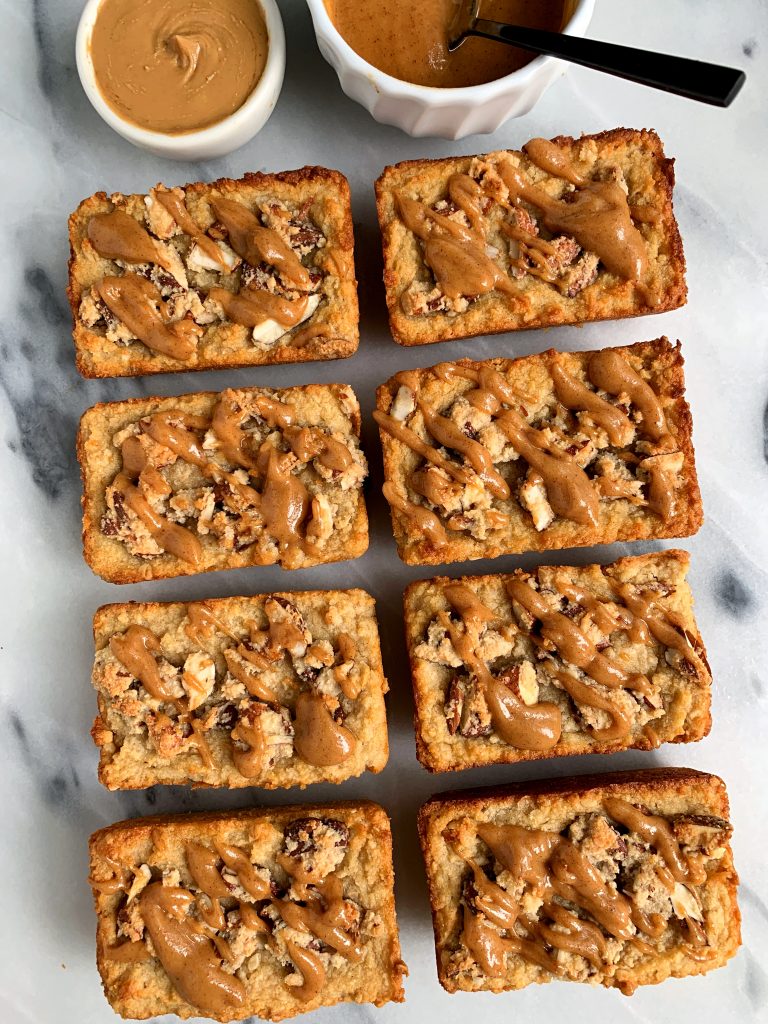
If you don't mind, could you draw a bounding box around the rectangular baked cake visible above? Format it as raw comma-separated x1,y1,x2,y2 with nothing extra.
404,551,711,772
375,128,685,346
78,382,369,583
92,589,389,790
375,337,702,565
418,768,740,995
68,168,358,377
89,802,406,1020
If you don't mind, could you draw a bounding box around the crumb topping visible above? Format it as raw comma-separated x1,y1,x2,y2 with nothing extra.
444,799,732,993
99,387,367,570
93,596,374,780
91,817,382,1015
78,188,330,360
376,345,686,548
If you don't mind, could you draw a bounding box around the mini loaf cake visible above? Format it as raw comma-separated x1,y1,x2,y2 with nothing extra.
89,802,407,1020
419,768,740,995
375,337,702,565
92,590,389,790
404,551,711,772
68,168,358,377
375,128,685,346
78,382,368,583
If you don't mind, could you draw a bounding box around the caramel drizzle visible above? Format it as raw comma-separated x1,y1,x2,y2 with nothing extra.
108,594,361,774
273,854,362,1000
208,286,310,329
293,691,357,766
100,830,364,1010
109,625,177,701
185,602,239,646
88,210,173,273
153,189,230,269
512,138,649,289
396,192,517,299
612,583,706,676
457,804,707,978
110,392,346,566
230,711,267,777
381,481,448,548
587,349,669,442
109,623,212,767
551,362,634,446
380,347,680,538
96,275,201,360
139,883,246,1015
437,569,704,748
506,579,652,698
442,583,562,751
211,197,311,291
395,138,652,302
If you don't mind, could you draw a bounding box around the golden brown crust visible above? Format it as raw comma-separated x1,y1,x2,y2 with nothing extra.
376,337,702,565
90,801,406,1020
375,128,686,346
68,167,359,377
418,768,740,994
404,550,711,772
92,588,389,789
78,382,369,583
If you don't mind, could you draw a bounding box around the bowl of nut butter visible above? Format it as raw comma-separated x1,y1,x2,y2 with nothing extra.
76,0,286,159
307,0,594,138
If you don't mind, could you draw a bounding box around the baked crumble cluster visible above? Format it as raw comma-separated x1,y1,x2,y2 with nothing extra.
376,340,699,565
98,386,366,573
410,554,710,766
443,801,732,994
92,592,386,789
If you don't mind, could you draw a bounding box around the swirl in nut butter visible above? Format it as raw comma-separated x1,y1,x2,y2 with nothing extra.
90,0,270,135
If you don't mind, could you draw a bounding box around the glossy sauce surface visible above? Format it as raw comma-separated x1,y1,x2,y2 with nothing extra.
324,0,567,88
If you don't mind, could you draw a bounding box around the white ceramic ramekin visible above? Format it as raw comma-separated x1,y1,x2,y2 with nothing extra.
306,0,595,139
76,0,286,160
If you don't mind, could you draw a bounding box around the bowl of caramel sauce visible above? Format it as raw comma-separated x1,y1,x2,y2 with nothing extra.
307,0,594,137
76,0,286,159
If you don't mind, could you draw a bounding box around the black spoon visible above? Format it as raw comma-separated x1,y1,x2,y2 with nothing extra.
448,0,745,107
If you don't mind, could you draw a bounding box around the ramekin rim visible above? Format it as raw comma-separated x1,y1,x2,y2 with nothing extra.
305,0,595,104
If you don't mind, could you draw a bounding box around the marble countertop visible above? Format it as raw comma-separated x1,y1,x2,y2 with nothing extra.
2,1,766,1021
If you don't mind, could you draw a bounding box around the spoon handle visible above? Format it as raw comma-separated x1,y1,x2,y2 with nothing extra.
472,21,745,107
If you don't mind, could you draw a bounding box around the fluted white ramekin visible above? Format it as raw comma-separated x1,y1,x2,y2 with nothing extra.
76,0,286,160
306,0,595,139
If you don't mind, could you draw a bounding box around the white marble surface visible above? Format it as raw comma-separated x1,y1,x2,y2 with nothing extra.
1,1,767,1022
